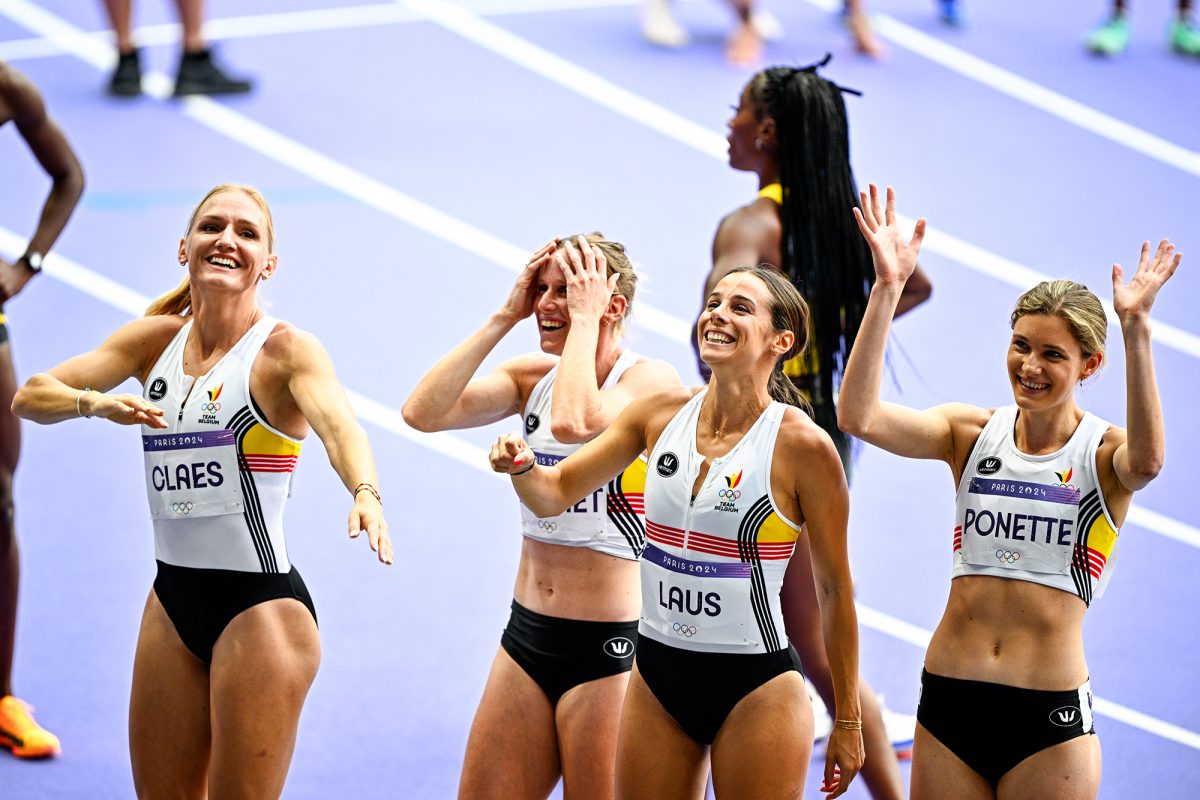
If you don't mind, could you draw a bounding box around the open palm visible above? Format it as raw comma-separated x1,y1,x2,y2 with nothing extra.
1113,239,1181,323
852,184,926,287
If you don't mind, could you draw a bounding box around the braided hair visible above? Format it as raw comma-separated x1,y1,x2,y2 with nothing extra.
748,57,871,444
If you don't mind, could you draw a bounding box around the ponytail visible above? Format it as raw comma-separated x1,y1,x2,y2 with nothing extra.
769,361,812,412
146,276,192,316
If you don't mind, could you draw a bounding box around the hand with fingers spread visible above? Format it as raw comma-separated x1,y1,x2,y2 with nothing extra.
87,391,168,428
348,489,392,565
821,729,865,798
560,235,618,324
852,184,926,288
499,239,559,324
1113,239,1182,327
489,432,536,475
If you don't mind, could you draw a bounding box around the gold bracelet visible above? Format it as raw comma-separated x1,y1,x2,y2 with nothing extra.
833,718,863,731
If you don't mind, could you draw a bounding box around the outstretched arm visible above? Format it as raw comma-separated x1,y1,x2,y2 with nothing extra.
1110,240,1179,492
552,237,681,442
285,330,392,564
0,65,85,301
402,241,557,432
490,390,668,517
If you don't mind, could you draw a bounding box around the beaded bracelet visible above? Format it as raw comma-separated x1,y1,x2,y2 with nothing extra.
77,388,93,418
353,482,382,505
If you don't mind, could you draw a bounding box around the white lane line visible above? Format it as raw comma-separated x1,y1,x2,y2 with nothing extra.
2,225,1198,752
800,0,1200,180
398,0,1200,362
0,0,652,61
0,0,692,346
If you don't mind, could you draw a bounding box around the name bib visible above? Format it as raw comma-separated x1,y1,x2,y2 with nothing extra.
143,430,244,520
520,451,606,544
639,543,754,647
957,477,1080,576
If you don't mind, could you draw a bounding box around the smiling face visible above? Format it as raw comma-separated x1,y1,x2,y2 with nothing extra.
1007,313,1102,411
699,271,794,370
178,189,277,294
533,258,571,355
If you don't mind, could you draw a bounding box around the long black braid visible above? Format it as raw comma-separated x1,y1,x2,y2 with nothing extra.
750,57,872,455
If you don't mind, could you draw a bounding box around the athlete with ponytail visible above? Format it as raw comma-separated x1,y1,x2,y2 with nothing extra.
491,266,865,798
840,185,1178,799
12,184,391,799
701,59,930,800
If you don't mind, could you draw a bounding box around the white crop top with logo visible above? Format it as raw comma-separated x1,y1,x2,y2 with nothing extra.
142,316,302,573
520,349,646,561
640,390,801,654
953,405,1119,606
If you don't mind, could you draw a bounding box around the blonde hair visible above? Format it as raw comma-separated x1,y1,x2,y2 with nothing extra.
146,184,275,316
554,233,637,321
1010,280,1107,367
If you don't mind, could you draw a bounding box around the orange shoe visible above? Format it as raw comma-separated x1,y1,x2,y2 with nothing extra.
0,695,61,758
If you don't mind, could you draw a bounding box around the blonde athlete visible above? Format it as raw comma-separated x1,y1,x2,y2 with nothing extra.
13,184,391,800
838,185,1177,799
492,266,865,799
403,235,679,799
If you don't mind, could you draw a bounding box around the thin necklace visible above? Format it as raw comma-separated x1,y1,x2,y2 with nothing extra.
701,396,770,439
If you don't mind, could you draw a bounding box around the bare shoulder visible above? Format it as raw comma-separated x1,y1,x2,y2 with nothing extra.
0,64,44,123
620,356,681,385
776,405,838,459
634,384,698,430
1097,423,1128,453
715,199,781,247
121,314,188,349
499,351,558,400
256,322,333,376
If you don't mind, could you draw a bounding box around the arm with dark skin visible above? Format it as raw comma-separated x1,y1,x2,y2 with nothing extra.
0,63,85,301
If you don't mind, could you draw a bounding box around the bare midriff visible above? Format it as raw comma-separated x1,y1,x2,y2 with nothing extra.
513,537,641,622
925,574,1090,691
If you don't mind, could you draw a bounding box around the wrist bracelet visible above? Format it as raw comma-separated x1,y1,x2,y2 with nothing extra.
77,388,93,418
511,458,536,476
833,719,863,731
353,482,382,505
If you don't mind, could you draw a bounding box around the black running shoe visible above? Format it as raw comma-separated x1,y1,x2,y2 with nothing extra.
108,49,143,97
173,48,253,97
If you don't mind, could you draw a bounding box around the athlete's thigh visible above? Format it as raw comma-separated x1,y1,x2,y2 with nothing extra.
129,591,212,800
459,647,560,800
614,667,708,800
710,670,810,800
910,722,994,800
556,670,630,800
207,598,321,800
0,343,21,473
998,734,1100,800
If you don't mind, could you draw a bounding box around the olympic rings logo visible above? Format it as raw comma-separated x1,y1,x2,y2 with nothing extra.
718,489,741,501
995,549,1021,564
201,402,222,412
537,520,558,532
672,623,697,637
172,502,194,515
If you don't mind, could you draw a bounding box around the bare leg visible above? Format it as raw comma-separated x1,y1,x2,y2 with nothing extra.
710,671,812,798
0,341,18,699
207,598,320,799
172,0,207,53
458,648,561,800
910,723,994,800
101,0,136,53
614,667,708,800
782,538,905,800
845,0,887,58
557,671,630,799
997,735,1100,800
725,0,764,66
128,592,212,799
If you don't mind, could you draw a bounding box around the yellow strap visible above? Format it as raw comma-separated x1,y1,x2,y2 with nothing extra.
757,183,783,205
0,313,8,325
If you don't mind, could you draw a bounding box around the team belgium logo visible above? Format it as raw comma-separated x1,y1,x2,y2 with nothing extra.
715,469,743,512
197,384,224,424
1054,467,1075,489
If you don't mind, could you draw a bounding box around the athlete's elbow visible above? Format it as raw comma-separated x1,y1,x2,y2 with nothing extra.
550,420,597,445
11,376,44,421
836,405,869,438
400,401,439,433
1128,455,1164,484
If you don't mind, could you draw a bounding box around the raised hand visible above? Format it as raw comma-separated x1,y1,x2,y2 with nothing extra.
1113,239,1181,325
499,239,559,323
852,184,926,287
560,235,618,323
348,491,393,565
489,432,535,475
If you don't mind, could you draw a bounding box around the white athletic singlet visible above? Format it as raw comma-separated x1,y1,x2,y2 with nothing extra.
520,349,646,560
640,390,801,654
953,405,1119,606
142,316,302,573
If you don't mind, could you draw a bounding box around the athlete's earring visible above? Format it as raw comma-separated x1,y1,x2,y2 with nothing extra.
755,137,763,151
